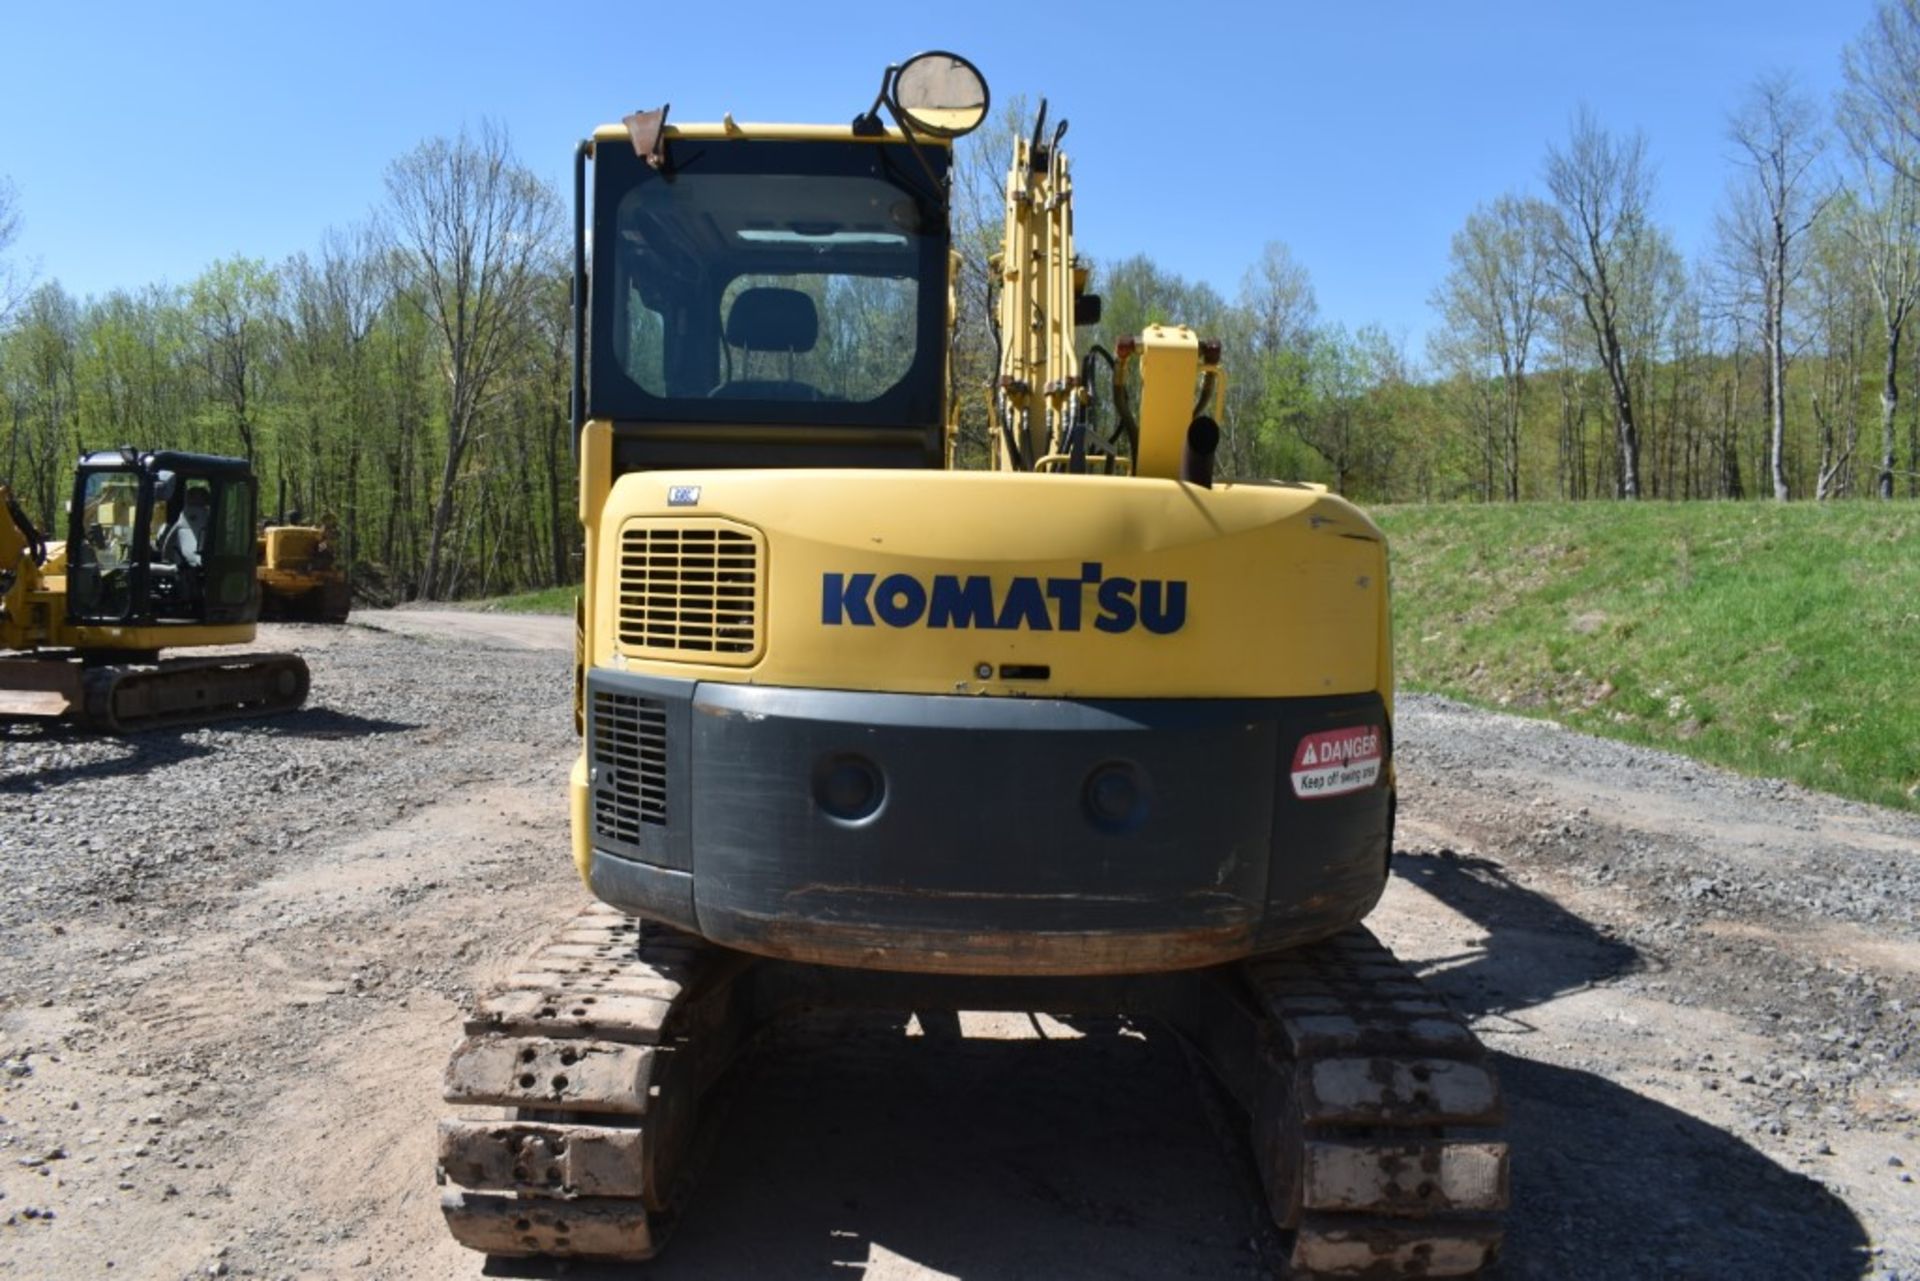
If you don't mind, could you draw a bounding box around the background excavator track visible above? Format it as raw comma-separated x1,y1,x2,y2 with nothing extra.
77,652,310,733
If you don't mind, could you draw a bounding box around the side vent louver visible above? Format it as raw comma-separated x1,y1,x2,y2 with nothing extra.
617,520,764,664
592,689,667,845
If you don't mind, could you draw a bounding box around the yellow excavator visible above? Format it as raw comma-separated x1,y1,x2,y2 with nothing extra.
258,522,351,623
1,448,309,731
435,53,1507,1277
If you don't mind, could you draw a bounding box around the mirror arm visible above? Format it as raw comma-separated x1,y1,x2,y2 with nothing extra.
879,97,947,207
852,66,897,137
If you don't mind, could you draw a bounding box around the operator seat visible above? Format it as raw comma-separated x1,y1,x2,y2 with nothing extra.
711,287,822,401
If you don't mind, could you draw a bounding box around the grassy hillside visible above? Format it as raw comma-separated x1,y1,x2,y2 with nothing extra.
1376,501,1920,812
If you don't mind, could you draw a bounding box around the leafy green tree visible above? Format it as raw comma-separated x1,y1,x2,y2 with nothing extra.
1430,195,1553,500
188,257,282,462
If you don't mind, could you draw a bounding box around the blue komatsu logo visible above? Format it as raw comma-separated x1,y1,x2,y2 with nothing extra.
821,563,1187,634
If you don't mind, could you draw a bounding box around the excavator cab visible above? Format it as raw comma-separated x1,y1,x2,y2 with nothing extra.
66,449,259,628
589,124,953,470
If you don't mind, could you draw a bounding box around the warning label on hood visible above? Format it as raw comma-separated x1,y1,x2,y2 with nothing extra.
1290,726,1384,800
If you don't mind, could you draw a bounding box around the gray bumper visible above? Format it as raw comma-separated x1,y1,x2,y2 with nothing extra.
585,670,1391,975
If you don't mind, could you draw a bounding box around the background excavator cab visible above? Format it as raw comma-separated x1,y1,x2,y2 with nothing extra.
65,449,259,628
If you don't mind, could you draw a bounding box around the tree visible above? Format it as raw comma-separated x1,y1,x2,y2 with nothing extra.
949,97,1027,468
280,223,386,556
1839,7,1920,499
0,176,30,326
3,284,79,519
1723,74,1829,500
1803,202,1872,498
1296,323,1404,495
1429,195,1553,500
1233,242,1319,478
1544,110,1658,498
188,257,281,462
1839,0,1920,186
384,122,563,599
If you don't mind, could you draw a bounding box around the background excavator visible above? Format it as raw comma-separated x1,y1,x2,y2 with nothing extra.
435,53,1508,1277
1,447,309,731
257,522,351,623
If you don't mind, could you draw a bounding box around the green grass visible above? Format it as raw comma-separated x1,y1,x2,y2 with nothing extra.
484,585,577,615
1375,501,1920,812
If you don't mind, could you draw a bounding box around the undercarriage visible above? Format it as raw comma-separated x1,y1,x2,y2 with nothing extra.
0,650,310,732
438,905,1507,1277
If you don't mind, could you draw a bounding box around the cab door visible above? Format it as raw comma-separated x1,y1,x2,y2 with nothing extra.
200,474,260,623
66,466,150,624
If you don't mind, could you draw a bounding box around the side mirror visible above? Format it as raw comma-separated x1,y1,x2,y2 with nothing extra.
1074,294,1103,328
887,51,990,139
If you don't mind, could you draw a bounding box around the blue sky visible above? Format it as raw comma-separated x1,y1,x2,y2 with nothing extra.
0,0,1876,357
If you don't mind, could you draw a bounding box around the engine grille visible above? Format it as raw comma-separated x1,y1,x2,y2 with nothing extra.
616,520,764,664
591,689,668,844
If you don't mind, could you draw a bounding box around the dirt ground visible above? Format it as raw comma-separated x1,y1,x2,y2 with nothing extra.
2,609,1915,1280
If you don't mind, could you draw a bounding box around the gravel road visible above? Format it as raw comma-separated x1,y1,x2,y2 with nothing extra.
1,609,1915,1280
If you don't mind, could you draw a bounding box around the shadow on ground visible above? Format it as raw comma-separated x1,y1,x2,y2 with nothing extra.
251,706,418,739
1391,846,1643,1020
479,1010,1870,1280
1383,845,1869,1278
1495,1052,1869,1280
1,708,416,793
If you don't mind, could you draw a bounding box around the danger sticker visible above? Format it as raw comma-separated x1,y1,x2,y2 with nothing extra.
1290,726,1384,800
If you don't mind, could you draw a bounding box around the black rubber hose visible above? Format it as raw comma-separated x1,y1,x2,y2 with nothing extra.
7,493,46,565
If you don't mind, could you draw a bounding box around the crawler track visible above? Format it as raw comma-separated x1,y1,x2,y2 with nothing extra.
437,912,1504,1275
436,905,749,1261
1238,927,1508,1277
80,652,310,732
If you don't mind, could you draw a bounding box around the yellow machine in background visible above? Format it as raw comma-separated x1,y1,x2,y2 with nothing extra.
257,522,350,623
1,449,309,731
436,54,1506,1278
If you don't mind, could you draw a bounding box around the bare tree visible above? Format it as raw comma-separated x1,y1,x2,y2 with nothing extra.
1839,0,1920,186
1723,74,1830,500
384,122,562,599
1241,241,1318,357
1544,109,1656,498
1430,194,1553,500
1834,170,1920,498
1803,205,1873,498
1840,6,1920,499
0,176,30,325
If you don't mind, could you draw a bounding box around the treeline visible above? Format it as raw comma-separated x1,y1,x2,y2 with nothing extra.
0,125,571,602
4,4,1919,603
1066,0,1920,504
